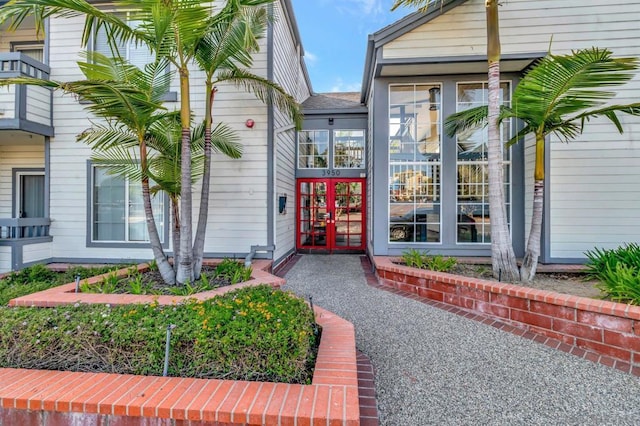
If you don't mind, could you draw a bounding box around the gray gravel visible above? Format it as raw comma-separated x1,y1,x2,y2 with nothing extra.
282,255,640,426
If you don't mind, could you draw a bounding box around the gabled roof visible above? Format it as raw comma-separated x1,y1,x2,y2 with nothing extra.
302,92,367,115
360,0,542,103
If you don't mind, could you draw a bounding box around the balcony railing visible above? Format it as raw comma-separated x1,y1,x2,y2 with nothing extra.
0,218,51,240
0,53,53,136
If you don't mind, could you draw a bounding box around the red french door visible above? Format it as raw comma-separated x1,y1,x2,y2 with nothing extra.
297,178,366,252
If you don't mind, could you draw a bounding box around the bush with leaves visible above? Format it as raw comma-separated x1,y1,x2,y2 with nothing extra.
586,243,640,304
0,285,318,383
401,249,457,272
0,264,124,305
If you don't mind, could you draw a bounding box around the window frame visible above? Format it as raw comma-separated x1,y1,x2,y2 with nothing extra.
332,129,366,170
86,162,170,248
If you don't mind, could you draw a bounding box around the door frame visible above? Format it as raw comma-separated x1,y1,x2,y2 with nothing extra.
296,177,366,253
13,169,45,218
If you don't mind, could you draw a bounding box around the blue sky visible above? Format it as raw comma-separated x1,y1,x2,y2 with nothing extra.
290,0,412,93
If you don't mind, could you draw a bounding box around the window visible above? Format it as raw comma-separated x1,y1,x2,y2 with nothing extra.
93,13,154,68
11,42,44,63
389,84,442,243
298,130,329,168
91,167,165,243
334,130,365,169
456,82,512,244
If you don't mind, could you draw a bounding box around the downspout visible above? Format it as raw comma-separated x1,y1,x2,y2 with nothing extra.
245,245,276,268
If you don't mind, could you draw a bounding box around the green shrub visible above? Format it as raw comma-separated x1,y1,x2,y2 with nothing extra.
401,249,457,272
0,264,123,305
0,285,318,383
215,259,252,284
587,243,640,304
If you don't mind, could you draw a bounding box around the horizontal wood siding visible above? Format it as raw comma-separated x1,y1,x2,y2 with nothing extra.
0,26,39,52
22,242,52,264
0,86,16,119
25,85,51,125
383,0,640,259
272,0,311,261
0,140,45,218
0,246,10,273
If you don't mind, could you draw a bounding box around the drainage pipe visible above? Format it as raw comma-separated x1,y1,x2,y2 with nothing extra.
244,245,275,268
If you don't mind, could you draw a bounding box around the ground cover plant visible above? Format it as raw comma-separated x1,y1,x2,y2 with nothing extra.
0,285,319,383
0,264,125,305
80,259,252,296
586,243,640,304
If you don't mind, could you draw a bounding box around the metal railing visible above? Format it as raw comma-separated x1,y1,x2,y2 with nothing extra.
0,218,51,240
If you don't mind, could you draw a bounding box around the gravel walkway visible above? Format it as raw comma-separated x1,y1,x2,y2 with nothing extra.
282,255,640,426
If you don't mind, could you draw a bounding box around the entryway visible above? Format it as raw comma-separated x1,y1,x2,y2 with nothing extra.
296,178,365,252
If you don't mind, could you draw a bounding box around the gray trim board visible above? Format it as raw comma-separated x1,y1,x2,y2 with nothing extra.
266,3,275,259
44,137,50,218
541,134,552,263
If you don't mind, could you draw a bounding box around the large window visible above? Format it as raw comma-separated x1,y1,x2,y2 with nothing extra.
456,82,512,243
92,167,165,243
389,84,442,243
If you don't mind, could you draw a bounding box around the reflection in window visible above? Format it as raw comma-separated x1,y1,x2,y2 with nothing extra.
94,13,155,68
298,130,329,168
456,82,511,244
334,130,365,168
389,84,442,243
389,84,441,163
92,167,164,242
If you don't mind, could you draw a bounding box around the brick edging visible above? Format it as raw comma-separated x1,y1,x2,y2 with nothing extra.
371,256,640,372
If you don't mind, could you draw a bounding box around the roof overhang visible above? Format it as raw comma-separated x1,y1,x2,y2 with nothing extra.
377,53,543,78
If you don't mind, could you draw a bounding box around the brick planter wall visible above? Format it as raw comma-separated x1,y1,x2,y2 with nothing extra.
373,256,640,367
1,260,360,425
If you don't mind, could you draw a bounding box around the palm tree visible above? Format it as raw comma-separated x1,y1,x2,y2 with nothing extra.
0,0,301,285
0,53,181,283
191,3,303,278
391,0,520,280
446,47,640,281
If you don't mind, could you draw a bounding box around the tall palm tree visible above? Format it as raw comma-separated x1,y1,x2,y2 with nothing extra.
0,0,301,284
0,53,181,283
391,0,519,280
191,2,303,278
446,47,640,281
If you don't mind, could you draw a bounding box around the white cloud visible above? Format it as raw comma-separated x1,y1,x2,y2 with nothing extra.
336,0,385,18
329,78,362,93
304,50,318,65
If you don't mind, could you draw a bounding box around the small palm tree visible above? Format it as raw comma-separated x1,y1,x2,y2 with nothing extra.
446,47,640,281
392,0,519,280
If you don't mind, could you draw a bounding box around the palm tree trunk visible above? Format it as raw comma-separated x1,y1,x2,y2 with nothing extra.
176,65,194,284
521,134,545,281
139,142,175,284
171,197,180,274
193,84,216,279
486,0,519,281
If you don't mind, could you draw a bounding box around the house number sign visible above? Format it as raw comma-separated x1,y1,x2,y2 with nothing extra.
321,169,341,177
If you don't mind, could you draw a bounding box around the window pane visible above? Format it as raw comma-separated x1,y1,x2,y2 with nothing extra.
298,130,329,168
334,130,365,168
93,168,125,241
456,81,511,244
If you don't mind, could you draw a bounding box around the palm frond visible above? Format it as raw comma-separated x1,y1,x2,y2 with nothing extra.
210,123,243,159
391,0,445,12
444,105,489,137
215,68,303,129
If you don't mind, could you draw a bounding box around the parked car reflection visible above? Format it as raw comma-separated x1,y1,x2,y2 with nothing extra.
389,207,477,242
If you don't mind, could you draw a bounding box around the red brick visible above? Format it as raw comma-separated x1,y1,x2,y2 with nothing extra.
491,293,529,310
430,281,456,294
576,339,632,362
530,301,576,321
475,301,510,319
417,287,443,302
528,326,573,345
457,286,490,302
510,309,552,330
311,386,330,426
229,382,263,424
552,319,603,342
294,385,316,426
603,331,640,352
577,311,633,333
